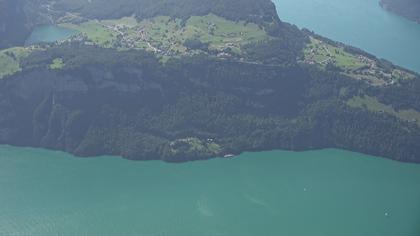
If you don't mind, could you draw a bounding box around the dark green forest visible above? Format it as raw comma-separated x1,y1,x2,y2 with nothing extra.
0,43,419,163
0,0,30,48
51,0,280,24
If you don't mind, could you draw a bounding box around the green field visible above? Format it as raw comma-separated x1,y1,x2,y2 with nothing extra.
102,16,139,27
347,95,420,125
186,14,268,51
60,21,118,47
59,14,269,57
50,58,65,70
304,37,417,86
391,69,416,81
304,37,364,70
0,47,34,79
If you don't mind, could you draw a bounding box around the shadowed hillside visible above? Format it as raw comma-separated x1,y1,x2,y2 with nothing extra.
381,0,420,22
0,0,420,163
0,0,30,48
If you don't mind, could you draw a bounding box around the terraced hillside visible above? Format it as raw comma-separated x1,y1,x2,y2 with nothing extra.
60,15,270,59
303,35,416,86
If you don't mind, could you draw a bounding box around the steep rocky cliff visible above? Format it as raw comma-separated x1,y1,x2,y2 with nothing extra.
1,45,420,163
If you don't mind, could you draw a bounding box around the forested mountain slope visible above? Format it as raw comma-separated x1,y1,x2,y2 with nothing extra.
0,0,30,48
0,0,419,163
51,0,280,23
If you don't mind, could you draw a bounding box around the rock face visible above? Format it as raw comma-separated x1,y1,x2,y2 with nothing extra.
1,46,420,163
380,0,420,23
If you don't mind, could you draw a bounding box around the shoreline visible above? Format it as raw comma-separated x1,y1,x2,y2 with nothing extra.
379,0,420,24
1,143,419,165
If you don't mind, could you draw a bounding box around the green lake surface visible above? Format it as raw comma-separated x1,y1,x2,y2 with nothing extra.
273,0,420,73
25,25,78,45
0,145,419,236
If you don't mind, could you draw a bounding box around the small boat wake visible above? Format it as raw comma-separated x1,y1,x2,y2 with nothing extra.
243,193,269,207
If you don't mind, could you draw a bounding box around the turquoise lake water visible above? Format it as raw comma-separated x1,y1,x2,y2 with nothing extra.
25,25,78,45
273,0,420,73
0,145,419,236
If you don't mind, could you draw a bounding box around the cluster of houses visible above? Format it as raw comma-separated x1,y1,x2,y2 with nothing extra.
304,42,399,86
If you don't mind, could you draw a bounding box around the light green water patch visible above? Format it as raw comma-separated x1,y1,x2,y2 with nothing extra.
25,25,79,45
0,145,419,236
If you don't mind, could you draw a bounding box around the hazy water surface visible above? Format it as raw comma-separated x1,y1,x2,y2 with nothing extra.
25,25,77,45
0,146,419,236
273,0,420,73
